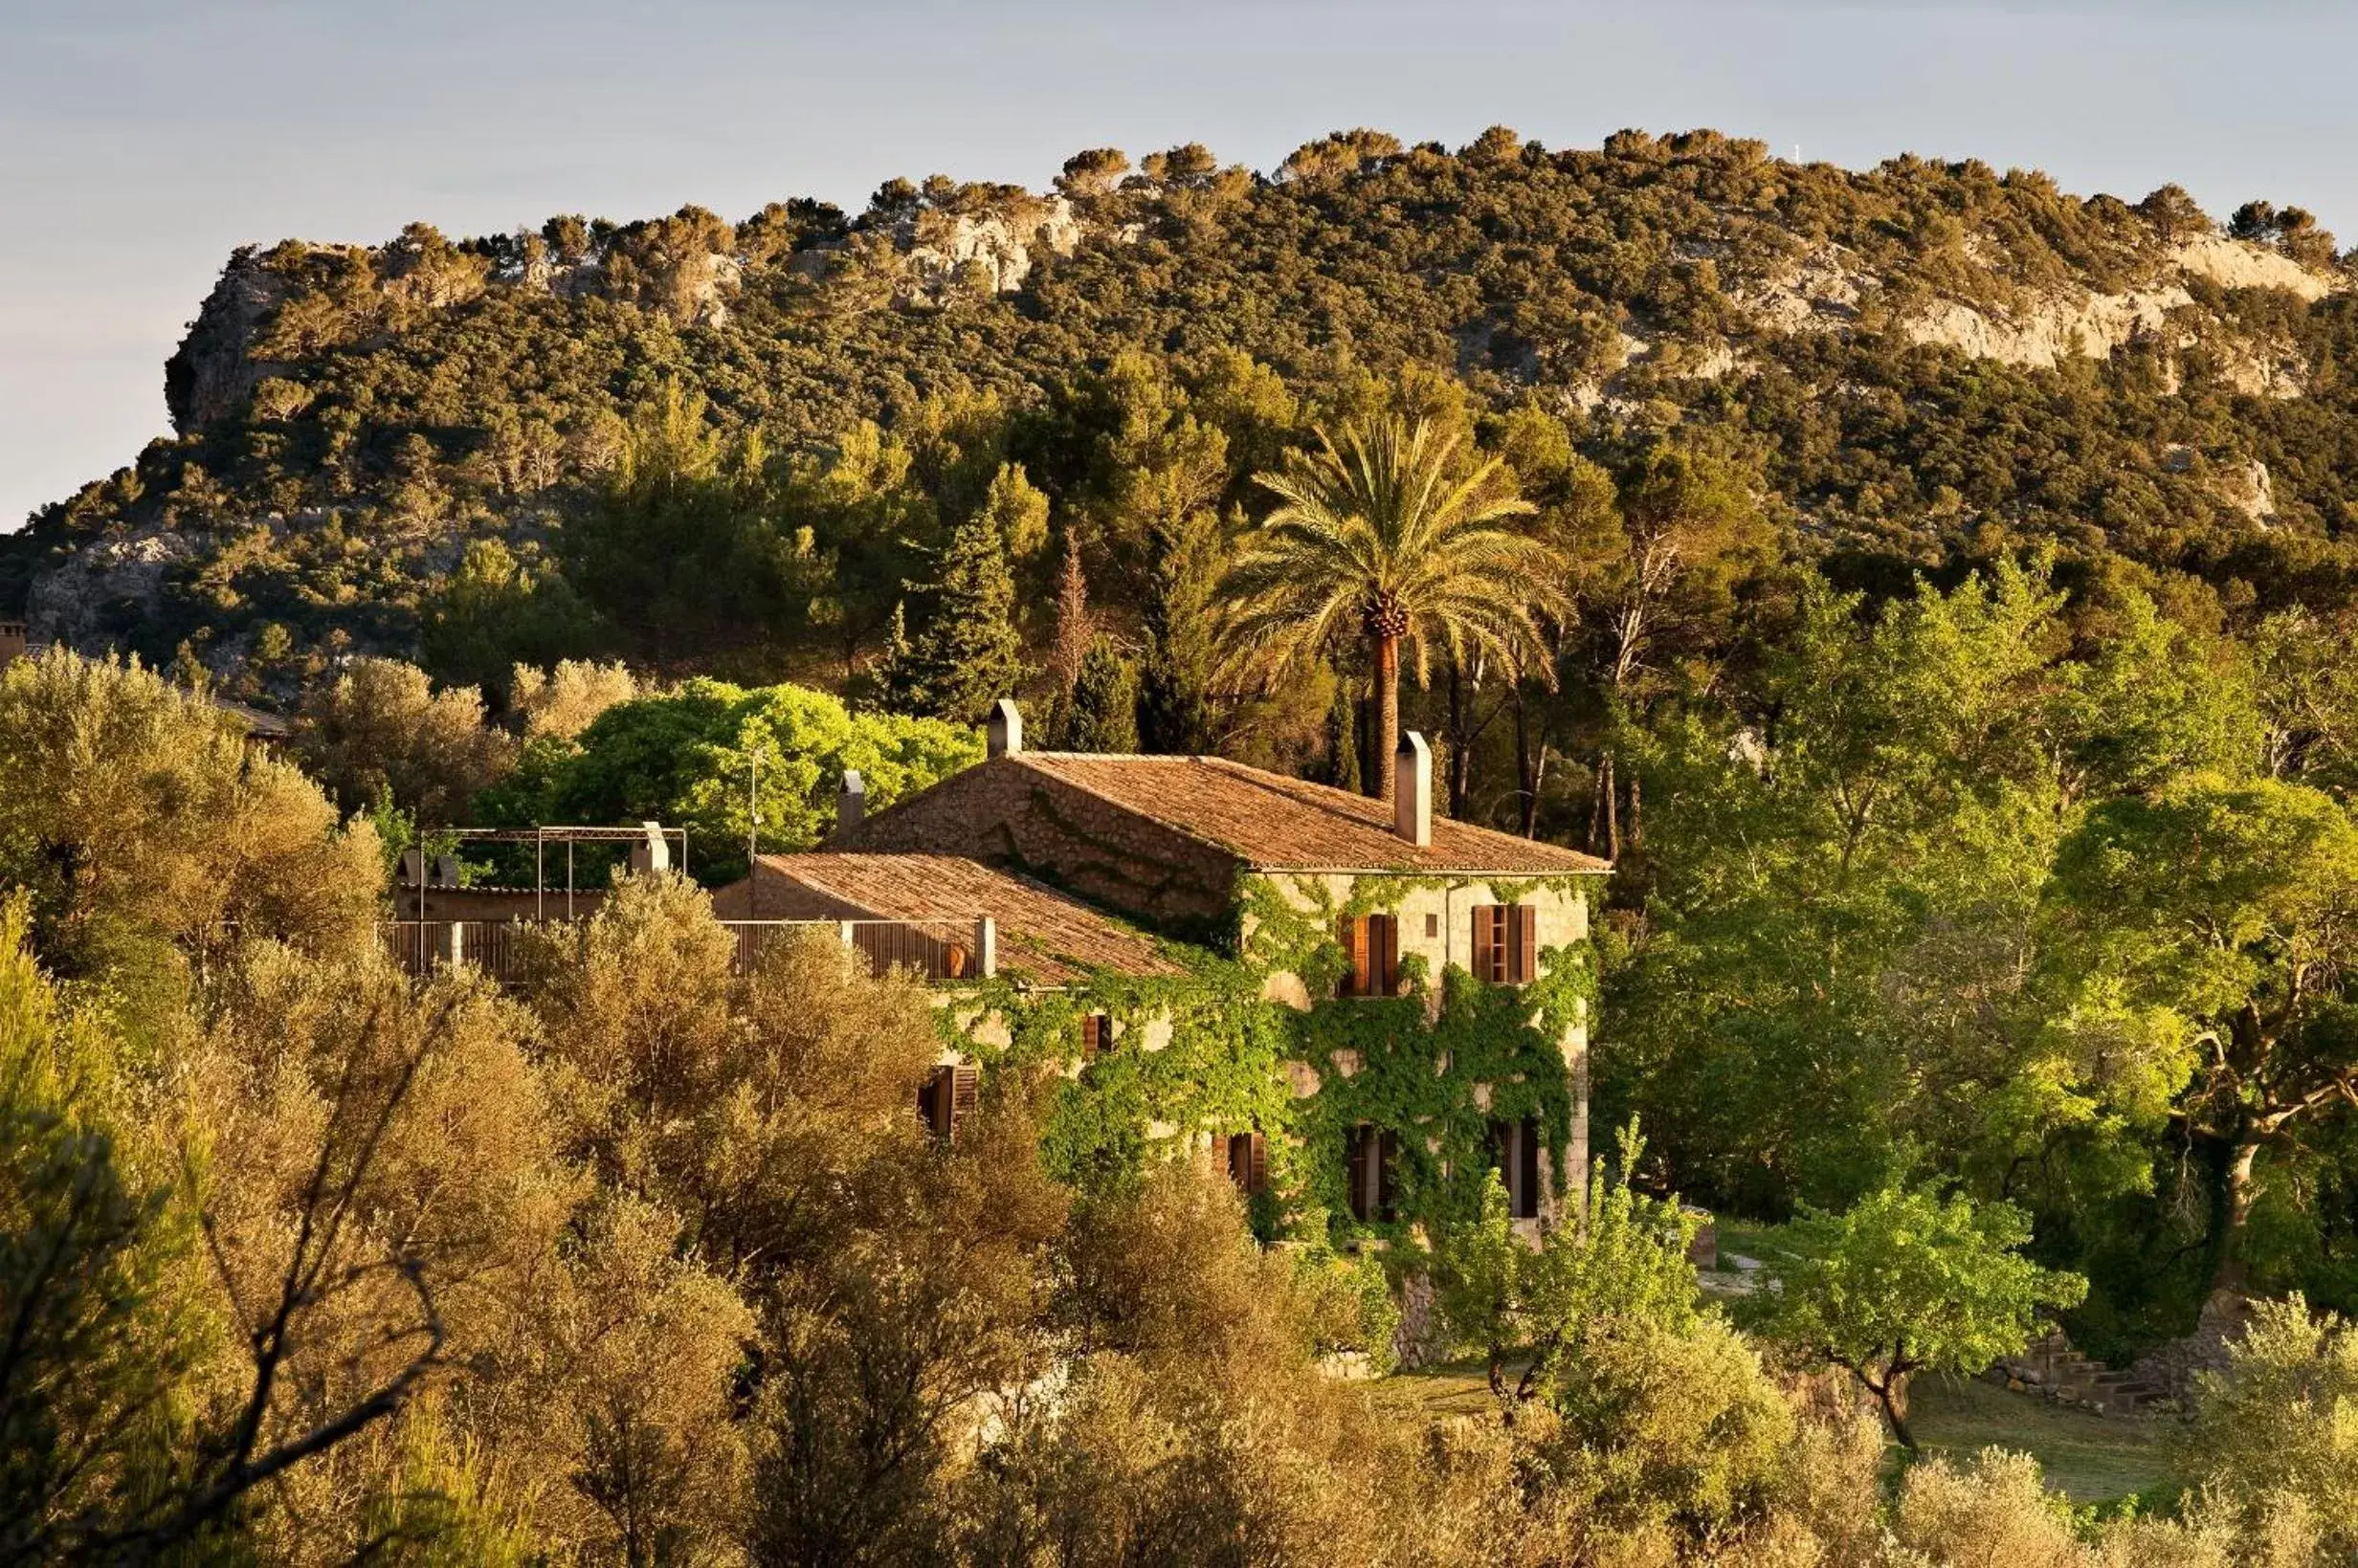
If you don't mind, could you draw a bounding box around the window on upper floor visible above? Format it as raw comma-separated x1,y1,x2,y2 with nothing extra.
1338,912,1399,998
1470,904,1538,984
1079,1011,1111,1062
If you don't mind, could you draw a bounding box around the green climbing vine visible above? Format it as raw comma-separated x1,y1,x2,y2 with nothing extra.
963,872,1603,1263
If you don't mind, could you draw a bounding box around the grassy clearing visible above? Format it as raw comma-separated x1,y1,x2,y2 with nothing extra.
1377,1358,2173,1508
1903,1375,2172,1505
1372,1354,1513,1423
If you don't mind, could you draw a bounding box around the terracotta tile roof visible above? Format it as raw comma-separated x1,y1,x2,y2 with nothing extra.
1009,753,1612,876
754,852,1187,984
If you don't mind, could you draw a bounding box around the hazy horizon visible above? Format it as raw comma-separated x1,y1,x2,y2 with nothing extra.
6,0,2357,535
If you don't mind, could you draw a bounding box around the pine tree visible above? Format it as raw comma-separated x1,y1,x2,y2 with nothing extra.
1066,636,1140,753
888,512,1027,724
1136,505,1220,754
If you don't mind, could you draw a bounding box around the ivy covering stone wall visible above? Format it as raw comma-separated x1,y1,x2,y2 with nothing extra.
945,871,1598,1258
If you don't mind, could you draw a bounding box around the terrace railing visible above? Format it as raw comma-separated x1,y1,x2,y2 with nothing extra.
381,916,996,987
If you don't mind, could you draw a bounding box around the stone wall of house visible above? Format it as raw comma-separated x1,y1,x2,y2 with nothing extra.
839,760,1244,929
393,885,608,922
1251,872,1591,984
1256,872,1597,1229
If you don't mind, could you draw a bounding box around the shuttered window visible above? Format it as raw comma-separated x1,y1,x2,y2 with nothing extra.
917,1067,951,1138
917,1063,980,1141
1344,1124,1400,1222
1337,913,1399,998
1080,1012,1111,1062
1226,1130,1268,1196
1470,904,1539,984
1487,1115,1543,1219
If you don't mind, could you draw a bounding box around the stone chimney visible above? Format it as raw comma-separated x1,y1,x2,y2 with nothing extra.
629,821,672,875
1394,731,1433,848
837,769,866,834
987,697,1023,758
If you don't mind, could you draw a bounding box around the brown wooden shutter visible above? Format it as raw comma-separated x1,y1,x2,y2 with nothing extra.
1372,913,1398,996
1476,905,1517,983
1512,905,1538,983
1340,915,1364,997
950,1064,979,1138
1080,1013,1107,1061
1227,1131,1269,1196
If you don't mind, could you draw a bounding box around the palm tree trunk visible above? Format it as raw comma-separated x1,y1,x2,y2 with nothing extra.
1375,633,1400,801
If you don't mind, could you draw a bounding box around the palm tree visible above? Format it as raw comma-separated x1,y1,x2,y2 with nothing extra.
1223,416,1570,801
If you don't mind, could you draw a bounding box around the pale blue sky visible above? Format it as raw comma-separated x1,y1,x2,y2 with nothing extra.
4,0,2355,533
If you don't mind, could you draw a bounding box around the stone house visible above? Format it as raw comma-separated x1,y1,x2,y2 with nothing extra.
722,848,1197,1142
830,700,1613,1229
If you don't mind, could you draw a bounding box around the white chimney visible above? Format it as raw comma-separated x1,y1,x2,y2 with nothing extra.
629,821,672,875
1394,731,1433,848
987,697,1023,758
837,769,866,834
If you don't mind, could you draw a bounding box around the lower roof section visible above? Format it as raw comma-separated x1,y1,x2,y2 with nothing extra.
746,851,1189,985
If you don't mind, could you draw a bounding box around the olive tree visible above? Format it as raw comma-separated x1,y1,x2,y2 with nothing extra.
1763,1180,2084,1449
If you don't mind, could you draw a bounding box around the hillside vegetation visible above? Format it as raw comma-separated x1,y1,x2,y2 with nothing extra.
8,126,2353,694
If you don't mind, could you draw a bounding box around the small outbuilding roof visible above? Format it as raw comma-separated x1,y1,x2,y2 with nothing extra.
752,851,1188,984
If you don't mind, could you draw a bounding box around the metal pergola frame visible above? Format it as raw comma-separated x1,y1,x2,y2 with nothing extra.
411,825,690,921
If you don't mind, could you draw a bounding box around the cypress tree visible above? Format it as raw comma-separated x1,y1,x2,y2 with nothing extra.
1066,636,1141,753
1136,506,1220,754
1324,674,1363,793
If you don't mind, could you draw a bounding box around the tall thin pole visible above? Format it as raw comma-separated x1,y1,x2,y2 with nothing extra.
747,748,760,872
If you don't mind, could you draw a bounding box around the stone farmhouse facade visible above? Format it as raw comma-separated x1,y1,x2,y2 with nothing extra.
754,700,1613,1238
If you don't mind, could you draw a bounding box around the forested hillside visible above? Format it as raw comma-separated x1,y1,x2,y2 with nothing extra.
9,124,2354,705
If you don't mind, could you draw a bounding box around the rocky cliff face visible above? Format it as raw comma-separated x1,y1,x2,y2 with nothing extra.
1731,235,2336,375
900,196,1081,300
163,248,301,435
26,522,198,646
